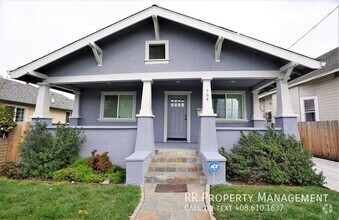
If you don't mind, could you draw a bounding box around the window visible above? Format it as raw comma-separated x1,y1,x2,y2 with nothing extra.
99,92,136,121
15,107,25,122
66,112,71,124
212,92,245,120
145,40,169,64
300,97,319,122
4,106,25,122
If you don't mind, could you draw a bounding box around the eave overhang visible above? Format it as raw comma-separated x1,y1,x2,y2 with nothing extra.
9,5,323,80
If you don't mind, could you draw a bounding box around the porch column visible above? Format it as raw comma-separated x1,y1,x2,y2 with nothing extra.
69,91,81,126
126,80,155,185
199,78,226,185
32,82,52,125
134,79,155,152
252,91,265,127
275,78,299,139
137,80,153,117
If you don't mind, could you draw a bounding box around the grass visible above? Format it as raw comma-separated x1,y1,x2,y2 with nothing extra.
211,185,339,220
0,177,140,219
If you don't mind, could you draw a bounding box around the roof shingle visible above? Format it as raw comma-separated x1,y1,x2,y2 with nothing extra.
0,77,73,110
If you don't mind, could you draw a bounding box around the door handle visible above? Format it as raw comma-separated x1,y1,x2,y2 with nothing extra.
185,115,187,121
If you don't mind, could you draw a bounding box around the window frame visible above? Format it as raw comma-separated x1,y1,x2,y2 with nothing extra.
212,90,247,123
300,96,319,122
98,91,137,122
145,40,169,64
4,105,27,122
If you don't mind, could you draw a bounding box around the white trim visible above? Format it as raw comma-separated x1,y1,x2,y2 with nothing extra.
259,68,339,99
215,36,224,62
99,91,137,122
27,70,47,79
145,40,169,64
164,91,192,143
88,42,103,66
252,79,276,92
300,96,319,122
152,15,160,40
279,61,298,73
216,119,249,124
9,5,322,79
46,70,283,84
212,90,247,120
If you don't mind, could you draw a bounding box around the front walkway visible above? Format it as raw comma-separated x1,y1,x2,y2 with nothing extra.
134,183,210,220
313,157,339,192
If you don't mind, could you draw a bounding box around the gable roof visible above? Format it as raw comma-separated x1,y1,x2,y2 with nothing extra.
259,47,339,98
0,77,73,110
10,5,322,79
288,47,338,85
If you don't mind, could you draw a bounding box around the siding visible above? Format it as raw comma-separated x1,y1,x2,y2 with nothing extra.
316,75,339,120
289,86,300,120
262,73,339,122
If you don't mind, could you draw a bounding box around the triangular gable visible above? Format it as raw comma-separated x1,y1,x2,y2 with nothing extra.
10,5,322,79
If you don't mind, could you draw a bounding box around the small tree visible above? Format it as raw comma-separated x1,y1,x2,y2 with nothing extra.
19,121,86,179
0,105,17,138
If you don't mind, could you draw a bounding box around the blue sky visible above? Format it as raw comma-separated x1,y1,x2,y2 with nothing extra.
0,0,338,77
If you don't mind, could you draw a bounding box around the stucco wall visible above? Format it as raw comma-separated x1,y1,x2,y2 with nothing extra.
79,128,137,167
40,19,280,77
78,80,254,143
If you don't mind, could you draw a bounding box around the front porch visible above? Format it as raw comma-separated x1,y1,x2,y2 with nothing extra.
31,71,298,185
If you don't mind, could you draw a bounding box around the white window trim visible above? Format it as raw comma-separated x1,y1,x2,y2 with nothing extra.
300,96,319,122
4,105,28,122
98,91,137,122
164,91,192,143
145,40,169,64
212,90,247,122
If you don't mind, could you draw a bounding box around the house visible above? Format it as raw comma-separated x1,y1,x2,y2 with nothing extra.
0,77,73,125
260,47,338,123
8,5,323,185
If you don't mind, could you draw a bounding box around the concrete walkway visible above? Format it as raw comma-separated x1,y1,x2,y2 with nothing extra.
134,183,210,220
313,157,339,192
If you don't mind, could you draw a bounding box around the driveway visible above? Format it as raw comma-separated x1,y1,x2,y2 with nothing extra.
312,157,339,192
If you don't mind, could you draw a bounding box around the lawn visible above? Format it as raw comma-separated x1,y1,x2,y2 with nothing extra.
211,185,339,220
0,178,140,219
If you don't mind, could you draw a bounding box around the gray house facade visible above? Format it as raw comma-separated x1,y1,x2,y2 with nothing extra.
9,6,323,185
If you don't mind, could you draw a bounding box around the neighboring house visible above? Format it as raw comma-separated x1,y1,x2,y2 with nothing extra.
260,47,339,123
8,6,323,185
0,77,73,125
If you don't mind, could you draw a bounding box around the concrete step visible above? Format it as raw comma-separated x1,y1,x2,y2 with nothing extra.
151,155,200,163
155,149,198,156
145,172,206,184
148,163,203,173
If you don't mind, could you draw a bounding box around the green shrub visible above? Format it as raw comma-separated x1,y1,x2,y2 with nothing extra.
19,121,86,179
220,128,325,186
0,105,17,137
53,152,125,184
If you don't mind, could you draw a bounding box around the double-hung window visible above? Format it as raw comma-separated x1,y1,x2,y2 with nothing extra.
212,91,245,120
99,92,136,121
300,97,319,122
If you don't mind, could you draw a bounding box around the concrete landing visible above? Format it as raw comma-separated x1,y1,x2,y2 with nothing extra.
134,183,210,220
313,157,339,192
